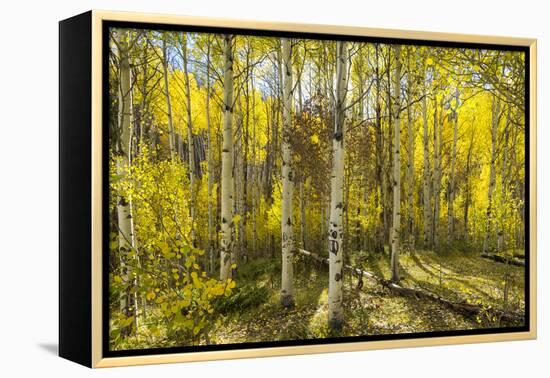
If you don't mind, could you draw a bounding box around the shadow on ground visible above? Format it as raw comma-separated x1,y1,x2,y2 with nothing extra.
38,343,58,356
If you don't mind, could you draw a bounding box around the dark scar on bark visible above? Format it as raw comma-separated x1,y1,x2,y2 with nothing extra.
329,240,339,254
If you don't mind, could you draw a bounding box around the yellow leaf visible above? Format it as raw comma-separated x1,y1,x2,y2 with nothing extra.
191,271,202,288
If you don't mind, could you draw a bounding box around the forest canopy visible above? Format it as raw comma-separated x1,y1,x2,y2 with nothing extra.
107,27,527,351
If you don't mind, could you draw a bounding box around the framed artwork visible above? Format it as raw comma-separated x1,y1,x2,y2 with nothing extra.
59,10,537,368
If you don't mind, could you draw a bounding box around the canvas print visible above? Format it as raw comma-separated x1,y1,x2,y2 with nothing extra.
106,25,527,352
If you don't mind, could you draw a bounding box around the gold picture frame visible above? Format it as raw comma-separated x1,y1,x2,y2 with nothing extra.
59,9,537,368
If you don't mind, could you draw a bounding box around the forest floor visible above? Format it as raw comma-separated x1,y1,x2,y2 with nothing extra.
209,249,525,345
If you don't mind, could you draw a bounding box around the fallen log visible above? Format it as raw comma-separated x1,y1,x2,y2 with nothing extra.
481,253,525,267
297,249,524,324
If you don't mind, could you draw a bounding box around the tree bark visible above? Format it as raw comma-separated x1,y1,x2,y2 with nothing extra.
115,30,137,335
390,45,402,283
181,34,197,244
280,38,295,308
483,97,500,254
432,96,443,248
205,38,215,275
220,34,235,281
328,41,348,330
251,70,258,258
161,34,176,160
447,88,459,242
406,51,415,246
373,44,385,254
464,131,474,243
422,60,432,247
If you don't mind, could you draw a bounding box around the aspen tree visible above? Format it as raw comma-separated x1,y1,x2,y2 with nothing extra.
483,97,501,254
161,33,176,159
328,41,348,329
205,37,215,274
390,45,402,282
422,57,432,246
280,38,295,308
220,34,235,281
448,88,459,241
115,29,137,334
180,33,196,244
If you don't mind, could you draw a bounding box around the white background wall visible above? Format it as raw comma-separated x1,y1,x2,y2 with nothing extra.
0,0,547,376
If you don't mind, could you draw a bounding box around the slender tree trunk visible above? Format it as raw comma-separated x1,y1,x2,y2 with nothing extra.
432,96,442,248
483,97,500,254
280,38,295,308
205,39,215,275
464,131,474,243
498,111,511,252
233,109,243,264
181,34,196,244
422,61,432,247
116,30,137,335
447,89,459,242
138,42,149,156
406,51,415,247
241,44,251,264
220,34,235,281
161,34,176,160
251,72,258,257
385,46,394,248
328,41,348,330
390,45,402,282
374,44,385,253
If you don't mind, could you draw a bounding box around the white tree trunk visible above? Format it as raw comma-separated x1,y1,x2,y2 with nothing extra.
483,97,500,254
406,52,414,244
115,30,138,330
498,110,511,252
422,73,432,246
448,89,459,241
328,41,348,330
220,34,235,281
280,38,295,308
181,34,196,244
432,97,442,248
390,45,402,282
205,39,215,274
161,34,176,159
